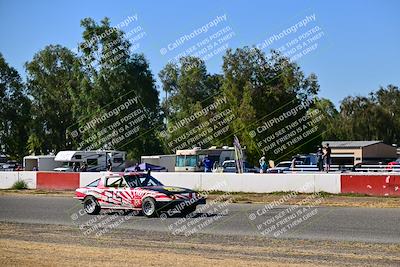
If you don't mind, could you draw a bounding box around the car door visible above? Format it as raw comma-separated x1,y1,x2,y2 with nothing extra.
116,177,135,209
129,175,146,209
102,176,124,209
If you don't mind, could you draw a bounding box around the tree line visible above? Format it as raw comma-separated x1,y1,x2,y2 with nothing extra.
0,17,398,163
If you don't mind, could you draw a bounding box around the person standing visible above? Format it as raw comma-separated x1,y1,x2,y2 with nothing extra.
73,162,79,172
80,163,87,172
107,159,112,172
316,147,323,171
290,158,296,171
324,143,332,172
203,156,213,172
259,156,267,173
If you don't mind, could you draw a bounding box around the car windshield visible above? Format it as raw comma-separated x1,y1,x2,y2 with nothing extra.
61,162,74,168
176,155,198,167
223,161,236,168
185,156,197,167
123,174,163,188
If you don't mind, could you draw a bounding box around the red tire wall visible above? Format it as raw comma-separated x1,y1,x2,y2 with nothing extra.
37,172,80,190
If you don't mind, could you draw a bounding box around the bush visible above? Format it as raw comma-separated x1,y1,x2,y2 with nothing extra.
11,180,28,190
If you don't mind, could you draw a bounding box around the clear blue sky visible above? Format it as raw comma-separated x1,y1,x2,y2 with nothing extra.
0,0,399,106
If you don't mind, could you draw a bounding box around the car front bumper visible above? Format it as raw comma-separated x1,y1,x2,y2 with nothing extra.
156,197,206,212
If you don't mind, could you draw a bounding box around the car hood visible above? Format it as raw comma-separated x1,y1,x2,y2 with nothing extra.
141,186,195,195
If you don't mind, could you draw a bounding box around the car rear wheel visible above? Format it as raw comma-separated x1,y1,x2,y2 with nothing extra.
142,197,158,217
84,196,100,215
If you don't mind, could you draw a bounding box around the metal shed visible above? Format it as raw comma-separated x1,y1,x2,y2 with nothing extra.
321,141,397,165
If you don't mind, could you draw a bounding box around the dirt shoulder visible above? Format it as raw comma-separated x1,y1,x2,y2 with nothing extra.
0,189,74,197
1,222,399,266
1,189,399,208
208,192,400,208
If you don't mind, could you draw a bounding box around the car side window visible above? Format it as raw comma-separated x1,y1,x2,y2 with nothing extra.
106,177,122,187
139,177,158,186
129,177,141,188
86,178,100,187
120,178,127,188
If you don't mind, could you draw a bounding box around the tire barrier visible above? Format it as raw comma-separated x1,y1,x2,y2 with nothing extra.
36,172,80,190
341,174,400,196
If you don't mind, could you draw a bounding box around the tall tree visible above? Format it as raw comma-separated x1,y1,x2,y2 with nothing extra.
308,97,339,150
373,85,400,144
159,57,223,152
220,48,320,163
74,17,163,160
0,53,31,160
25,45,81,153
158,48,320,163
331,85,400,144
159,57,222,118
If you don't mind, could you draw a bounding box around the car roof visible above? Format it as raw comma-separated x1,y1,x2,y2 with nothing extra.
106,172,144,177
123,172,143,175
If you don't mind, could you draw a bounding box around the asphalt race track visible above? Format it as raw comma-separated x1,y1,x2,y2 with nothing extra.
0,195,399,244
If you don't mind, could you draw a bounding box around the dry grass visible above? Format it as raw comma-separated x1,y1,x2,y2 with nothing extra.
0,239,319,267
1,222,399,266
206,192,400,208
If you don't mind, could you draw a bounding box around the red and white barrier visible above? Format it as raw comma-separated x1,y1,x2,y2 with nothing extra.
341,174,400,196
0,171,399,196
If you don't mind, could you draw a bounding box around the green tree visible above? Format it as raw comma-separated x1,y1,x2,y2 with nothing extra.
220,48,320,163
25,45,81,153
26,133,42,155
159,57,221,119
331,85,400,145
373,85,400,144
159,57,223,152
307,97,339,150
74,17,163,161
0,53,31,160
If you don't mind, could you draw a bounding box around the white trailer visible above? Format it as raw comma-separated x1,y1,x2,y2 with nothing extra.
54,150,126,172
141,154,176,172
23,155,62,171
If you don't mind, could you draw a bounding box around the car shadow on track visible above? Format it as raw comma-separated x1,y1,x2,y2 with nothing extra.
103,210,227,219
167,212,226,219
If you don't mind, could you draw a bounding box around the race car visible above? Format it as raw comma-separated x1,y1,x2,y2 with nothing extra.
75,172,206,217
